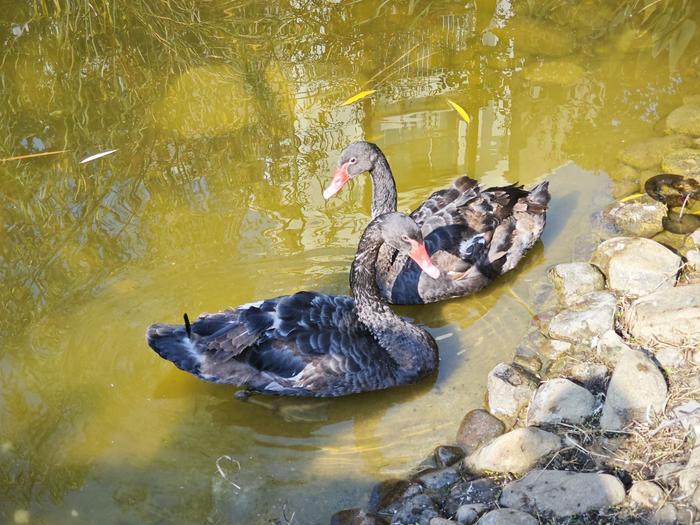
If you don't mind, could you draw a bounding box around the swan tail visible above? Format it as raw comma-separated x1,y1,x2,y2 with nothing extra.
146,314,202,375
526,181,550,212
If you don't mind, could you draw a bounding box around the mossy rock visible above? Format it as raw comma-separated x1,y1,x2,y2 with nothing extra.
665,104,700,137
661,148,700,178
618,135,694,170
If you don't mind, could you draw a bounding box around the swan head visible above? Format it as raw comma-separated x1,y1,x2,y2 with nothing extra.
378,213,440,280
323,141,379,199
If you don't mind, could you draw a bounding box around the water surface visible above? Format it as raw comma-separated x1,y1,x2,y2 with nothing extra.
2,1,699,523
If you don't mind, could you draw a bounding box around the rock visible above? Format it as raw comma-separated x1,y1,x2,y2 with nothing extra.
516,330,572,360
522,60,585,86
672,401,700,441
434,446,465,468
618,134,694,169
547,291,616,344
629,480,665,509
527,378,596,426
655,345,686,368
600,348,667,430
683,95,700,105
591,237,681,297
463,427,562,476
625,284,700,348
609,163,640,181
445,479,500,515
656,462,684,482
331,508,388,525
475,508,538,525
390,494,438,525
612,178,640,199
665,104,700,136
417,467,460,491
596,330,630,367
430,519,457,525
601,196,666,238
678,447,700,499
368,479,411,513
661,148,700,179
486,364,538,423
652,502,678,524
456,410,506,455
455,504,489,525
568,362,609,388
499,470,625,517
547,262,605,305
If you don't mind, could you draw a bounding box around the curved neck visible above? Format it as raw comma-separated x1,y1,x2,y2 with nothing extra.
369,152,398,218
349,223,437,378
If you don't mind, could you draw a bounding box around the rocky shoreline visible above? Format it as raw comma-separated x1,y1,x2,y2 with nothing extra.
330,98,700,525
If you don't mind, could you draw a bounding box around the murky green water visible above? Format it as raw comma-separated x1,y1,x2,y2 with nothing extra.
2,1,699,524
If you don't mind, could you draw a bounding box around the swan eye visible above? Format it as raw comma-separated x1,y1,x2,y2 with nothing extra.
400,234,411,243
349,157,357,164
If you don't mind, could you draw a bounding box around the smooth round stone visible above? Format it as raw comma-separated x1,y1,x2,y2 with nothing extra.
665,104,700,136
368,479,410,512
661,148,700,178
434,445,465,468
618,134,694,169
455,503,488,524
456,409,506,455
629,480,665,509
476,508,538,525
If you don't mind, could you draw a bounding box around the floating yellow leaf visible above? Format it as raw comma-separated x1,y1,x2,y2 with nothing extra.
340,90,376,106
447,99,471,123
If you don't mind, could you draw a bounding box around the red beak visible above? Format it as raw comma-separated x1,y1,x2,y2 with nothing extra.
408,240,440,279
323,162,351,199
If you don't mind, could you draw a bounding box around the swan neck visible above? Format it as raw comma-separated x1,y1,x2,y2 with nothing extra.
369,153,398,218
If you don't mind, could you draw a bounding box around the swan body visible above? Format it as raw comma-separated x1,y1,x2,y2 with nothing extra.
324,141,550,304
146,213,440,397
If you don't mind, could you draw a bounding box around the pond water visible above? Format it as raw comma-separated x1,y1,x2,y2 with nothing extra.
2,1,699,524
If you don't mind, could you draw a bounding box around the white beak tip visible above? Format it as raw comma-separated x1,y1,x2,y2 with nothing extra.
425,266,441,279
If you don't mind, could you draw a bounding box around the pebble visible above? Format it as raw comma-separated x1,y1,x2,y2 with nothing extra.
661,148,700,177
486,364,538,424
568,362,609,388
417,467,460,491
625,283,700,349
547,262,605,305
596,330,630,367
591,237,681,297
463,427,562,475
391,494,438,525
455,504,488,525
665,104,700,136
652,502,678,525
445,479,500,515
368,479,411,513
475,508,537,525
499,469,625,517
547,291,616,344
600,348,667,430
618,134,694,169
601,197,666,238
434,445,465,468
330,509,387,525
455,409,505,455
527,378,596,426
516,330,571,360
628,480,665,509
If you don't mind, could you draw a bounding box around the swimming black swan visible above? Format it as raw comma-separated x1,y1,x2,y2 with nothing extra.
146,212,440,397
323,141,550,304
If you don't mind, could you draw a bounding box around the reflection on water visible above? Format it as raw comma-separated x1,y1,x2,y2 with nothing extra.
1,0,699,523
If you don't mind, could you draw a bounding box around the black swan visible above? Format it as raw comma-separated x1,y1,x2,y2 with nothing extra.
323,141,550,304
146,212,440,397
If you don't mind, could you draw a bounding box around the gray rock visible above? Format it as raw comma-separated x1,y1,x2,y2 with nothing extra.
600,348,667,430
678,447,700,499
591,237,681,297
527,378,596,425
368,479,412,513
547,291,616,344
568,362,609,387
500,469,625,517
516,330,572,360
455,504,488,525
602,197,666,238
628,480,665,509
434,446,465,468
430,519,458,525
655,345,686,368
417,467,460,491
445,479,499,515
456,410,505,455
486,364,538,423
547,262,605,305
596,330,631,366
661,148,700,178
665,104,700,136
625,284,700,349
618,134,694,169
652,502,678,525
463,428,562,475
475,509,537,525
656,462,684,481
331,509,388,525
391,494,438,525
